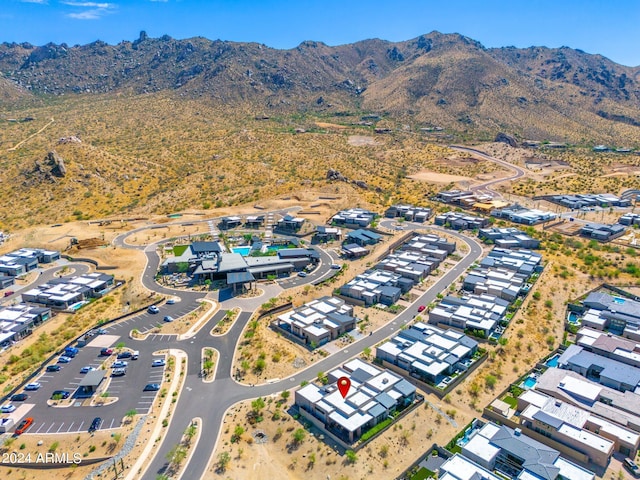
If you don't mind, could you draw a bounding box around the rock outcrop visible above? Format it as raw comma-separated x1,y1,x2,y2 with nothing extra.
495,132,518,147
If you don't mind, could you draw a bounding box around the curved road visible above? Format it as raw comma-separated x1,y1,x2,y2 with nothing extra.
108,216,484,480
450,145,526,199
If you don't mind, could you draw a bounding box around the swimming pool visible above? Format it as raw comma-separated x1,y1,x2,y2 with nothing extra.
567,312,580,325
613,297,626,305
546,355,560,368
232,247,251,256
523,376,537,389
69,301,88,311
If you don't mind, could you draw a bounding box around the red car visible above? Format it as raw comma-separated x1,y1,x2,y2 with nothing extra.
3,291,14,297
417,305,426,312
100,348,113,356
15,417,33,435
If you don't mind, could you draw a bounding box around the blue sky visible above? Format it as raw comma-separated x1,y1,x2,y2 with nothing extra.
2,0,639,66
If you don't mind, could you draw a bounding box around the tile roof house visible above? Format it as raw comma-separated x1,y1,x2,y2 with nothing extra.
518,388,639,459
461,422,595,479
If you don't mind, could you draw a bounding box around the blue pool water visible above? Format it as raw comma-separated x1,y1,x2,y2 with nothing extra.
69,301,88,311
267,244,288,252
567,312,580,324
613,297,626,305
523,376,537,389
546,355,559,368
232,247,251,256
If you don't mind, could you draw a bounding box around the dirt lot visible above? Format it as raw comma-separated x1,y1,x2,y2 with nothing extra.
347,136,380,146
408,171,472,184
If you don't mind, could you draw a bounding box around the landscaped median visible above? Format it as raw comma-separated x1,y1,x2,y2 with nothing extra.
123,348,187,480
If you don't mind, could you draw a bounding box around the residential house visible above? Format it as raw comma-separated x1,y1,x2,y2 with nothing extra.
345,229,381,246
428,294,509,337
295,358,416,443
461,421,596,479
330,208,377,228
579,223,627,242
275,296,356,347
21,273,114,310
376,322,478,385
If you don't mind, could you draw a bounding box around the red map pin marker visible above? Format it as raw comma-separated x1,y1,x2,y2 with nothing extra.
337,376,351,399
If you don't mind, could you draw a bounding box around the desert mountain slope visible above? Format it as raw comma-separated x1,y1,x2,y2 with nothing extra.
0,31,639,142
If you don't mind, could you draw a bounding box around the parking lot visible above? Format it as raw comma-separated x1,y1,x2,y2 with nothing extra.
1,332,168,435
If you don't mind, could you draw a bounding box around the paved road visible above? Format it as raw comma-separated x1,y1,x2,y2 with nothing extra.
450,145,526,199
137,224,483,480
6,211,483,479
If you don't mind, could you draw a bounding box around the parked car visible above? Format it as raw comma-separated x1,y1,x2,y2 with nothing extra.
111,368,127,377
15,417,33,435
166,298,176,305
1,404,16,413
100,348,113,356
152,359,165,367
330,264,341,270
10,393,28,402
131,351,139,360
88,417,102,433
297,271,307,277
97,328,107,335
163,316,174,323
57,356,72,363
111,361,128,369
51,390,70,400
417,305,426,312
46,365,61,372
117,351,132,359
148,305,159,314
64,346,79,357
24,382,41,391
143,383,160,391
80,366,96,374
624,458,640,478
4,290,14,297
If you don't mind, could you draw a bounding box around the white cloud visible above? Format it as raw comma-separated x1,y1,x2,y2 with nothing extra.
62,1,116,20
62,1,113,7
20,0,48,4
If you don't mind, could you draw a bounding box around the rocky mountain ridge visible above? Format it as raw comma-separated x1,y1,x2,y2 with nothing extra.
1,31,639,142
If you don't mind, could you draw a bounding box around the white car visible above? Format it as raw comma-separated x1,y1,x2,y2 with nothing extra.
1,404,16,413
152,359,166,367
80,366,96,374
24,382,41,391
166,298,176,305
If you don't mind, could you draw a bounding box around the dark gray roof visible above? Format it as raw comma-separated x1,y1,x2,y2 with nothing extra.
277,248,319,259
350,368,373,384
368,403,386,419
191,241,222,254
489,425,560,480
78,369,106,387
565,347,640,387
375,392,396,409
532,410,565,429
226,272,255,284
394,379,415,397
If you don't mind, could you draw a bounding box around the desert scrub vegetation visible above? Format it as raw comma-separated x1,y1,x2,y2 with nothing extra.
1,91,504,230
